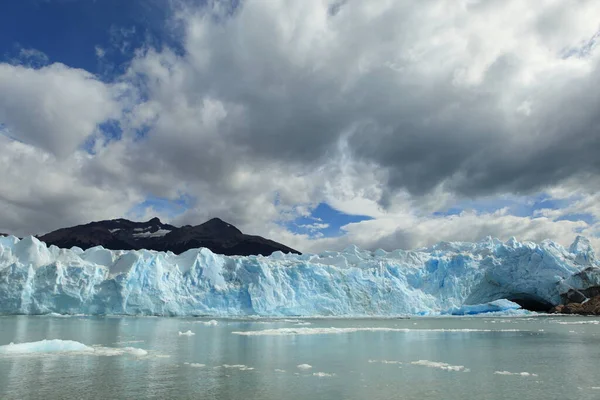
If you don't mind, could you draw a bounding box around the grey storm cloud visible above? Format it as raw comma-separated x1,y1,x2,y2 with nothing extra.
120,0,600,201
1,0,600,252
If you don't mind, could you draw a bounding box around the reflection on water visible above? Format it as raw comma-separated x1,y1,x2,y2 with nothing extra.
1,315,600,400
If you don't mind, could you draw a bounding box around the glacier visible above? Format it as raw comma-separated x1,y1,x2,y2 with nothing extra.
0,234,598,317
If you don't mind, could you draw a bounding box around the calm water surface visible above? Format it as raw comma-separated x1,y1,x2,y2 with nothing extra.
1,315,599,400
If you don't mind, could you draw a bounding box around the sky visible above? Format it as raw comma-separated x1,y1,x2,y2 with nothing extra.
0,0,599,253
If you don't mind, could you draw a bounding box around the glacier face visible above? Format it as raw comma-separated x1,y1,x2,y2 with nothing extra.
0,234,598,316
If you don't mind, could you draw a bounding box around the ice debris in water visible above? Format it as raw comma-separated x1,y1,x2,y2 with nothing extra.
443,299,522,315
178,330,195,336
195,320,218,326
368,359,402,364
554,320,600,325
411,360,469,372
232,327,524,336
494,371,538,377
0,339,92,354
0,340,147,357
216,364,254,371
0,234,598,316
313,372,335,377
297,364,312,370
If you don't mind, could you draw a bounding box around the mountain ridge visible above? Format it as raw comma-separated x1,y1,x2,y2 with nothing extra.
30,217,299,256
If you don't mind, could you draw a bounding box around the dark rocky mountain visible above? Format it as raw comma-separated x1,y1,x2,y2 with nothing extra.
36,217,300,256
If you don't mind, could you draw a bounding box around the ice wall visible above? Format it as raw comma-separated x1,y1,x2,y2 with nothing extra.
0,235,597,316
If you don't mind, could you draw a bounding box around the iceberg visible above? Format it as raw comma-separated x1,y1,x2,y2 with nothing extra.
0,339,93,354
0,339,148,357
0,234,598,316
442,299,522,315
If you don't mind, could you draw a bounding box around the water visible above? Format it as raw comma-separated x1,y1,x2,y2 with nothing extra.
1,315,599,400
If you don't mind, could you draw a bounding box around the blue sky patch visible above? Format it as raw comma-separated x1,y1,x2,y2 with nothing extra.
556,213,596,225
286,203,373,238
128,195,193,221
0,0,175,79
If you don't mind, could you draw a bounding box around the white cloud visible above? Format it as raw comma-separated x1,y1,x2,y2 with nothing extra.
0,0,599,254
297,223,330,232
17,48,49,67
95,46,106,58
0,63,120,157
0,136,142,236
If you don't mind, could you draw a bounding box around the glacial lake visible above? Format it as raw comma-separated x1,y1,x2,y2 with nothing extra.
1,315,599,400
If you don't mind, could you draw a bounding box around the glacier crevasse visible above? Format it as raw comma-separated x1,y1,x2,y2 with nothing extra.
0,235,598,316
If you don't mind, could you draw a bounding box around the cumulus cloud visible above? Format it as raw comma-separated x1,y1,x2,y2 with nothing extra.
0,63,120,156
0,0,599,252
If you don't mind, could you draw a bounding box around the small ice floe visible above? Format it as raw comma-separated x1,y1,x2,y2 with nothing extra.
195,320,218,326
0,339,90,354
0,339,147,357
43,313,76,318
494,371,538,377
113,347,148,357
178,330,195,336
274,369,286,373
411,360,469,372
216,364,254,371
554,320,600,325
312,372,336,377
114,340,145,345
231,327,523,336
297,364,312,370
368,359,402,365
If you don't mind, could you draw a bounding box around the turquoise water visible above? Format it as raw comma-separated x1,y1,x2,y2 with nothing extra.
1,315,599,399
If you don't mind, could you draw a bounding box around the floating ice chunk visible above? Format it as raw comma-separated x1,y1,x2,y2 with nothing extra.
443,299,522,316
113,347,148,357
0,339,92,354
368,359,402,364
178,330,195,336
0,340,147,357
188,363,206,368
274,369,286,373
45,313,71,318
81,346,148,357
114,340,145,344
217,364,254,371
313,372,335,377
232,327,524,336
411,360,468,372
494,371,538,377
195,320,218,326
554,320,600,325
297,364,312,370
